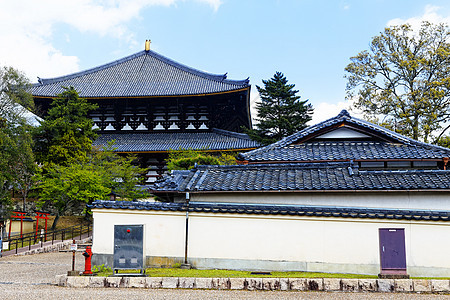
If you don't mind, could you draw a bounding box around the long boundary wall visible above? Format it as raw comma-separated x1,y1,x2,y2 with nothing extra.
91,208,450,277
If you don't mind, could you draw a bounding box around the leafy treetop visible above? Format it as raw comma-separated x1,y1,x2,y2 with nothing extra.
0,66,34,123
167,149,236,171
345,22,450,143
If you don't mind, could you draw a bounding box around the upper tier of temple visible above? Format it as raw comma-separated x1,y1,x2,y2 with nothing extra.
31,50,250,98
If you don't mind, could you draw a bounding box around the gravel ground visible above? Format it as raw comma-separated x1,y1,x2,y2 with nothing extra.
0,252,449,300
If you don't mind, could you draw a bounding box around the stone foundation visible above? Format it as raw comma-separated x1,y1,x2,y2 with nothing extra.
56,275,450,293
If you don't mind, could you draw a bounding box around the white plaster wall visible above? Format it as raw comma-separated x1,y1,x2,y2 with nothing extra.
188,214,425,266
92,209,185,258
92,207,450,276
187,213,450,275
190,192,450,211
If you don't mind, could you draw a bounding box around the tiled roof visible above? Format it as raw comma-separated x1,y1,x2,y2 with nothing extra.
31,50,249,98
89,200,450,221
93,128,260,152
239,110,450,161
239,141,450,162
153,162,450,192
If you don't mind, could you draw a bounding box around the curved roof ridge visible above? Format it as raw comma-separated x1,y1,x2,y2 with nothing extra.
35,51,146,86
339,111,450,151
34,50,249,87
147,50,249,86
239,109,450,160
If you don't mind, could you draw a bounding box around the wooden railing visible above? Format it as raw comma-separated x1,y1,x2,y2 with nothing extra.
2,222,92,254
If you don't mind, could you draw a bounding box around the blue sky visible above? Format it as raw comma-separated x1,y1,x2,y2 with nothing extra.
1,0,450,123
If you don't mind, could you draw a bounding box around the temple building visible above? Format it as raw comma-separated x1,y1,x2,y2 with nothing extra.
31,42,259,182
90,110,450,276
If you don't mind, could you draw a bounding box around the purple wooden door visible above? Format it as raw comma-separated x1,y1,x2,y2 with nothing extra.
379,228,406,270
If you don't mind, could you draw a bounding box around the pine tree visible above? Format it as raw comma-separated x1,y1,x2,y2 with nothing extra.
33,86,98,166
247,72,313,145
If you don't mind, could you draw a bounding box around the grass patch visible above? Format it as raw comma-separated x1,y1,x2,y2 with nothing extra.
144,269,378,279
94,267,378,279
94,267,450,279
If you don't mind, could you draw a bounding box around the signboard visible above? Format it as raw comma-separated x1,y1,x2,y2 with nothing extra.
2,241,8,250
70,243,78,251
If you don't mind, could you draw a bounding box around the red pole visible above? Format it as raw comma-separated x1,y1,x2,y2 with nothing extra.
35,213,40,241
44,215,48,241
8,218,11,239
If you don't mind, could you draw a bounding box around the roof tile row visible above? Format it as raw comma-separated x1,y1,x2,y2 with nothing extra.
32,51,249,98
93,128,259,152
153,162,450,192
89,200,450,221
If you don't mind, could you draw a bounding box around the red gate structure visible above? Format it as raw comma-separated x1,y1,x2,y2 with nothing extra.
35,211,50,241
8,211,27,238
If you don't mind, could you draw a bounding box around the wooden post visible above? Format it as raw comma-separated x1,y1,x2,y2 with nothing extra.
72,239,76,271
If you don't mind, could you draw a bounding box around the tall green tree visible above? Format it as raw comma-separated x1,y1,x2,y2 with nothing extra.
0,119,16,216
37,142,149,228
345,22,450,143
34,86,98,165
10,124,37,211
0,66,36,215
247,72,313,145
37,163,110,229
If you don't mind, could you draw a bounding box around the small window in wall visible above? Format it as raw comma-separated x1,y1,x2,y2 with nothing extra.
413,161,437,168
386,161,411,168
360,161,385,169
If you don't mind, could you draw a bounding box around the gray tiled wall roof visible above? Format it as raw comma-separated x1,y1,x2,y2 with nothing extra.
89,200,450,221
153,162,450,192
32,51,249,98
241,141,450,162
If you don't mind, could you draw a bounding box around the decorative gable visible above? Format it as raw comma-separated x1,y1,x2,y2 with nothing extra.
238,110,450,170
314,127,371,140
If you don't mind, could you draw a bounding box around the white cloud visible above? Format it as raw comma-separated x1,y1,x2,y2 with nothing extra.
311,100,356,124
0,0,221,82
340,1,350,11
387,5,450,29
196,0,222,12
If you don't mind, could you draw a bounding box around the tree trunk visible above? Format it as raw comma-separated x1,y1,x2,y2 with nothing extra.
22,192,27,212
51,212,60,231
412,115,419,141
